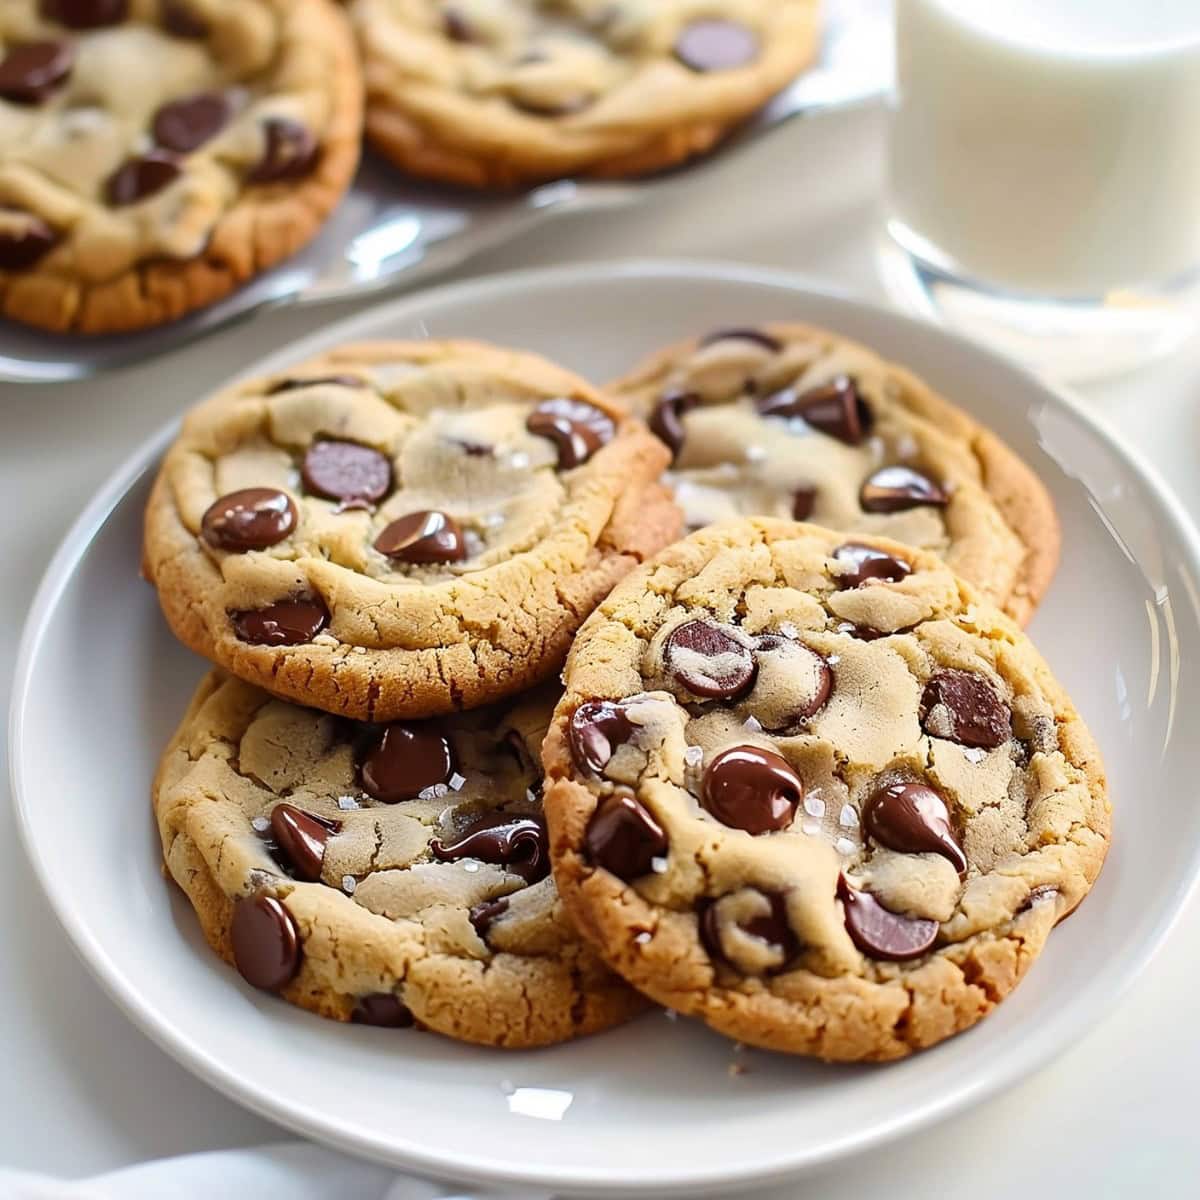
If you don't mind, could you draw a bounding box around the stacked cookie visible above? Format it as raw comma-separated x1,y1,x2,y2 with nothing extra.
1,1,821,332
144,341,676,1045
351,0,822,188
143,326,1110,1060
0,0,362,333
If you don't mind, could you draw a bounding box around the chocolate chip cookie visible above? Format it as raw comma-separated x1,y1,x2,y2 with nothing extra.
143,339,680,720
612,324,1061,624
0,0,361,334
351,0,820,188
543,518,1109,1061
155,671,645,1045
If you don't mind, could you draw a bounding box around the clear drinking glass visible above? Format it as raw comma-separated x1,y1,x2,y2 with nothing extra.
879,0,1200,382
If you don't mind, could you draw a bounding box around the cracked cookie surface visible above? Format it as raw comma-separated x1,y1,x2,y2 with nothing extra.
351,0,820,187
543,517,1109,1060
155,670,646,1046
611,323,1061,624
143,339,680,720
0,0,361,333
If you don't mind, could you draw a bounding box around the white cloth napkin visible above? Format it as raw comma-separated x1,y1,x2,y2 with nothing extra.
0,1143,550,1200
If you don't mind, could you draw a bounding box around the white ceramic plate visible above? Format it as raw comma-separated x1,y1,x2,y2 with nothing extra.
11,262,1200,1197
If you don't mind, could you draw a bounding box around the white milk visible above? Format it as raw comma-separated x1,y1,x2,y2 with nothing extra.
889,0,1200,296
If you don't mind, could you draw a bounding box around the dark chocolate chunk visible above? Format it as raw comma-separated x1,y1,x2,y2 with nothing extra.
663,620,756,699
430,812,549,883
152,90,231,153
584,791,667,881
792,485,817,521
675,20,760,72
248,118,319,183
302,440,393,507
351,994,414,1027
0,40,75,104
161,0,208,38
920,670,1012,749
526,398,615,468
838,876,938,961
756,375,871,446
568,699,636,774
701,744,802,834
0,211,58,270
105,151,181,206
374,511,465,563
40,0,127,29
360,723,454,803
860,465,948,513
649,389,699,460
864,781,967,875
201,487,297,552
831,542,912,588
268,803,340,882
233,599,328,647
230,891,301,991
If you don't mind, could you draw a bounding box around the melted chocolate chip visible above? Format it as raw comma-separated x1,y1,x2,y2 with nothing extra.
105,151,181,206
698,327,781,352
269,803,340,882
374,511,466,564
266,374,364,394
233,598,328,647
585,791,667,881
511,92,595,117
302,440,393,507
664,620,756,699
792,485,817,521
430,813,549,883
569,700,635,774
161,0,207,38
0,40,75,104
230,891,301,991
757,376,872,446
1019,884,1060,915
920,670,1012,749
360,724,454,803
700,891,798,974
675,19,760,71
838,877,938,961
201,488,297,552
248,118,319,183
526,398,616,468
0,212,57,270
832,542,912,588
864,782,967,875
469,896,510,937
351,994,414,1028
860,465,948,513
444,7,474,41
152,90,230,153
702,745,802,834
40,0,127,29
650,389,699,460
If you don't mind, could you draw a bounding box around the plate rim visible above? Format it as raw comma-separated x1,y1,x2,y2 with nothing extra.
11,257,1200,1195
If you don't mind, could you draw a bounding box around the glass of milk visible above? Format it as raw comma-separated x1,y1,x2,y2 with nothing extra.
881,0,1200,382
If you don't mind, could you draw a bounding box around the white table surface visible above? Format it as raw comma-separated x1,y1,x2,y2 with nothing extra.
4,102,1200,1196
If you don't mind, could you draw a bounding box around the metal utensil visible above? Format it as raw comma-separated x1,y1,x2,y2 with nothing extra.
0,0,891,384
